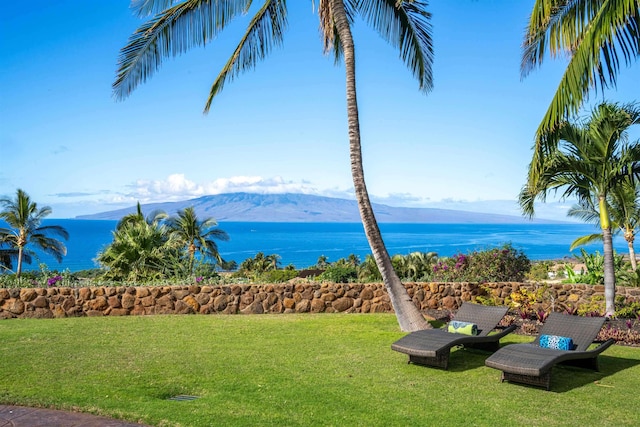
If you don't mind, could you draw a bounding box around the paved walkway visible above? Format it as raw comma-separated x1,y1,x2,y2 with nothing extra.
0,405,150,427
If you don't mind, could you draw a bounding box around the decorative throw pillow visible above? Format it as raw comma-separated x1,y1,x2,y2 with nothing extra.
447,320,478,336
539,334,574,350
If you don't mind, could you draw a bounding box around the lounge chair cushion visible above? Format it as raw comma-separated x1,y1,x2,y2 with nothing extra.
447,320,478,336
539,334,574,350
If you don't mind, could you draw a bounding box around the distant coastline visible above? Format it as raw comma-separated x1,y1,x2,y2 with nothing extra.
76,192,566,224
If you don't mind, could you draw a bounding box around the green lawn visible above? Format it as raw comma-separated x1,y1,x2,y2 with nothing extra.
1,314,638,427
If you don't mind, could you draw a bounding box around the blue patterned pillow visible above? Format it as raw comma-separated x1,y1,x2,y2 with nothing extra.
447,320,478,336
539,334,574,350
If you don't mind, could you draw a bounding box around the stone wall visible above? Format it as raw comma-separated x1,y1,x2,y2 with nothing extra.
1,281,639,319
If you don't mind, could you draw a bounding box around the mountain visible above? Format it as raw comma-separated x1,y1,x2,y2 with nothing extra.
76,193,560,224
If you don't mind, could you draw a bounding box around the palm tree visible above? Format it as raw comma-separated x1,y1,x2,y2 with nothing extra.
117,201,167,229
568,179,640,270
97,220,175,281
520,101,640,316
0,189,68,278
238,251,280,280
406,251,438,280
166,207,229,273
0,241,32,273
358,254,382,282
113,1,434,331
316,255,329,269
522,0,640,138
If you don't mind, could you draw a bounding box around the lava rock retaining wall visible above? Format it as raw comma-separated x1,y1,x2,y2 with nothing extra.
1,282,639,319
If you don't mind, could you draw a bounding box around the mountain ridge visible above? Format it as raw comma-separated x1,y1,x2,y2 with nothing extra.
76,192,561,224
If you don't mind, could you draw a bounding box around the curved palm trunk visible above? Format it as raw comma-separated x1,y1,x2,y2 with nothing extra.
602,227,616,317
331,0,429,332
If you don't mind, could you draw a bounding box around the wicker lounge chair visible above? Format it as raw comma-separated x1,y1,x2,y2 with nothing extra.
484,312,615,390
391,303,516,370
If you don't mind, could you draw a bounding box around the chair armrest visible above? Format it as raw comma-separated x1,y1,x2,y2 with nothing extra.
491,324,518,339
588,338,615,354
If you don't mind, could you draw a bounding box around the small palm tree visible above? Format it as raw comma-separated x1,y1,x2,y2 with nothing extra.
166,207,229,274
0,189,68,277
520,101,640,316
97,220,175,281
238,252,280,280
316,255,329,269
406,251,438,280
569,179,640,270
358,254,382,282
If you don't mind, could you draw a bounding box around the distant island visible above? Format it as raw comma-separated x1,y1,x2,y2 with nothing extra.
76,193,562,224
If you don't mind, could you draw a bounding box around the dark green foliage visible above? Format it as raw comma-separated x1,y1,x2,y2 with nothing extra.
259,269,298,283
527,260,554,280
565,249,632,286
192,262,221,281
319,265,358,283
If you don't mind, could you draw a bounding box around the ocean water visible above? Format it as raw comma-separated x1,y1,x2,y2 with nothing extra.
13,220,628,273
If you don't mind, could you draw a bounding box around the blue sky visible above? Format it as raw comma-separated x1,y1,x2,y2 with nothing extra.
1,1,639,220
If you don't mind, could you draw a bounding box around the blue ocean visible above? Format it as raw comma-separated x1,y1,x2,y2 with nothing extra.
14,220,629,273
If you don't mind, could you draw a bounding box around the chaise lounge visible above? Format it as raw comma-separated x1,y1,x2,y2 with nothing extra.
391,302,516,370
484,312,615,390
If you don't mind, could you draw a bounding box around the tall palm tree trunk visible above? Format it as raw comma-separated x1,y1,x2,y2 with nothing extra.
624,230,637,271
628,243,637,271
602,227,616,317
599,196,615,317
16,245,24,278
331,0,429,332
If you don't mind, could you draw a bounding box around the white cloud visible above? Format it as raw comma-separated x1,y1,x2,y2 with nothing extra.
126,174,331,203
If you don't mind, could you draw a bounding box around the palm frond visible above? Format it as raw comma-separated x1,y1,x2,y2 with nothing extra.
113,0,252,101
524,0,640,136
358,0,434,92
567,199,599,223
203,0,287,112
131,0,180,17
570,232,603,250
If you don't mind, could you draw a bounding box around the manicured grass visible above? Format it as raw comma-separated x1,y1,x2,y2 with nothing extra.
1,314,639,426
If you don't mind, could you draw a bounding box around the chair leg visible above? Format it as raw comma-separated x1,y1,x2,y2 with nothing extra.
408,352,450,370
501,371,552,390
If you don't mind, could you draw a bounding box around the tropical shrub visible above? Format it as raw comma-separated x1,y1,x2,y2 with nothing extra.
614,297,640,319
259,269,298,283
472,284,500,306
526,261,554,280
430,244,531,283
564,249,631,285
577,295,606,316
506,285,549,319
319,265,358,283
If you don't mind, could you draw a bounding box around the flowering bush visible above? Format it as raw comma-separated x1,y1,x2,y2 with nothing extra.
430,244,530,283
47,275,63,287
